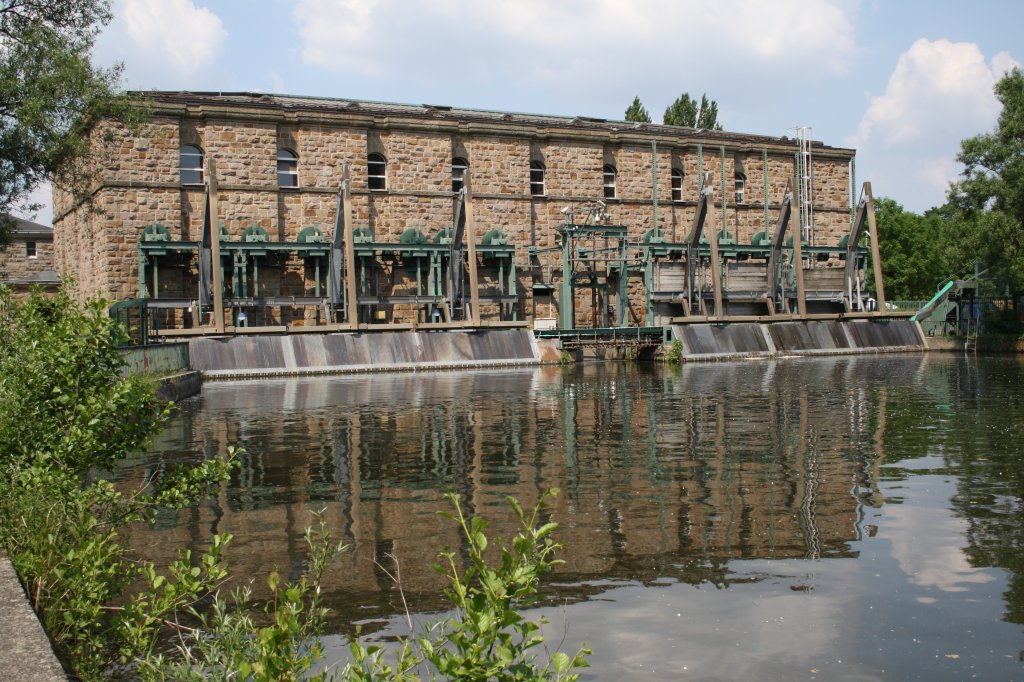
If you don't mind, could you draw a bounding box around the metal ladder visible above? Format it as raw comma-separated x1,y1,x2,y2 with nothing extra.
963,315,978,353
795,126,814,246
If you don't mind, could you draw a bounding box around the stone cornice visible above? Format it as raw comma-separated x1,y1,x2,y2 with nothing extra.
139,94,856,162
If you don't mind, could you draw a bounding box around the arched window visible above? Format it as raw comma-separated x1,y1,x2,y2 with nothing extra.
671,168,683,202
603,164,617,199
180,144,204,185
368,152,387,191
530,160,545,196
452,157,468,192
277,148,298,188
734,169,746,204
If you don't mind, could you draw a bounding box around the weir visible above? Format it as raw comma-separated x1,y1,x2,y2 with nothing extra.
187,328,540,378
669,317,925,360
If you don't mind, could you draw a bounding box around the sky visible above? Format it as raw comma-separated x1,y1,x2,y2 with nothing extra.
23,0,1024,225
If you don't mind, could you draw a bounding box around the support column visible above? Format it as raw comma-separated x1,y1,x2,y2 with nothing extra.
707,194,724,319
207,157,224,333
343,165,358,329
863,182,886,311
463,174,481,326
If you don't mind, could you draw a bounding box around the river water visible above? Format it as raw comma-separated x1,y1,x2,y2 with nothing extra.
123,353,1024,680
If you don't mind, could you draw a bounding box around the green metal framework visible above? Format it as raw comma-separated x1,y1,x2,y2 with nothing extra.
552,203,629,330
125,151,886,340
136,178,520,334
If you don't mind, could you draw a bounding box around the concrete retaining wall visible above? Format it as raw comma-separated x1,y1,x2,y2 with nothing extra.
0,549,66,681
155,371,202,402
119,342,189,376
188,329,541,378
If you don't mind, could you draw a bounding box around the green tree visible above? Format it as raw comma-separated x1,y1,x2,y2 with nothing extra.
873,197,954,300
0,0,134,245
624,96,651,123
947,67,1024,296
663,92,722,130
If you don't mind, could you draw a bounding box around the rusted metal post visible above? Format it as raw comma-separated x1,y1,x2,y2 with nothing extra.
768,180,793,315
343,164,358,329
463,174,481,326
863,182,886,312
207,157,224,332
707,192,724,319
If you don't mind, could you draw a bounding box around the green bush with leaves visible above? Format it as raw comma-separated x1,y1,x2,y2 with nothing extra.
0,287,235,678
665,340,683,365
136,514,344,682
345,490,590,682
0,287,590,680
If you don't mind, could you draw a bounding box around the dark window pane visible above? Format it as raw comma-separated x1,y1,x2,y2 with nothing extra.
452,158,467,192
368,153,387,190
181,168,202,185
603,165,616,198
180,145,204,184
277,149,298,187
530,161,545,195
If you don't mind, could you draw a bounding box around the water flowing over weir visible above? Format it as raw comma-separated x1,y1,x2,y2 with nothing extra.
669,318,925,360
182,318,924,378
187,328,541,378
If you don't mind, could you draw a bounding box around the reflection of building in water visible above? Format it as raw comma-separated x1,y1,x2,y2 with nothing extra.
127,359,908,620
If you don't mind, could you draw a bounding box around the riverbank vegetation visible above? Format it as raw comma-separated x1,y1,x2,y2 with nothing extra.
875,68,1024,329
0,287,236,677
0,287,589,680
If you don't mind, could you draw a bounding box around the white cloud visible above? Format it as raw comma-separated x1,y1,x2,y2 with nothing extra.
267,70,287,95
854,40,1014,147
95,0,227,88
881,483,995,594
850,39,1020,211
291,0,858,86
294,0,381,76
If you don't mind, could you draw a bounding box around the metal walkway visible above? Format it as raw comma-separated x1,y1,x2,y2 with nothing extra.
534,326,670,350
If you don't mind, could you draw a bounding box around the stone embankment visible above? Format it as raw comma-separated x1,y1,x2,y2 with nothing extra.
0,549,66,681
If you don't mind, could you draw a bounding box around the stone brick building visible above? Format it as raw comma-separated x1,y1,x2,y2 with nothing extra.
53,91,858,327
0,217,60,297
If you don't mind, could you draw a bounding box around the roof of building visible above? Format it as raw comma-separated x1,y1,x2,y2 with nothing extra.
4,216,52,240
136,91,853,154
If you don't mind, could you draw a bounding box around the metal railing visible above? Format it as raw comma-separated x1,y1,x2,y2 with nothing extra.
886,299,930,312
535,325,670,349
109,299,159,346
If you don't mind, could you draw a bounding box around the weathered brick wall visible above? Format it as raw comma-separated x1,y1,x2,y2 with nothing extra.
0,237,54,281
53,100,856,323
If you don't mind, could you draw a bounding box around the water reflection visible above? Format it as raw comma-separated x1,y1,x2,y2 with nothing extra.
122,353,1024,679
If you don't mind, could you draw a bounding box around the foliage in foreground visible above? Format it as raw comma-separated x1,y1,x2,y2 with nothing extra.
0,287,235,678
0,287,589,680
155,492,590,682
344,491,590,681
136,515,343,682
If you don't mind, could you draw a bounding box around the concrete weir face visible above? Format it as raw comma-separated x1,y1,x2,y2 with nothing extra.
188,329,541,378
670,318,925,361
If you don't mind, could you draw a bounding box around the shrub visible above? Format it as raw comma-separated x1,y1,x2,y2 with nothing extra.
0,287,234,678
